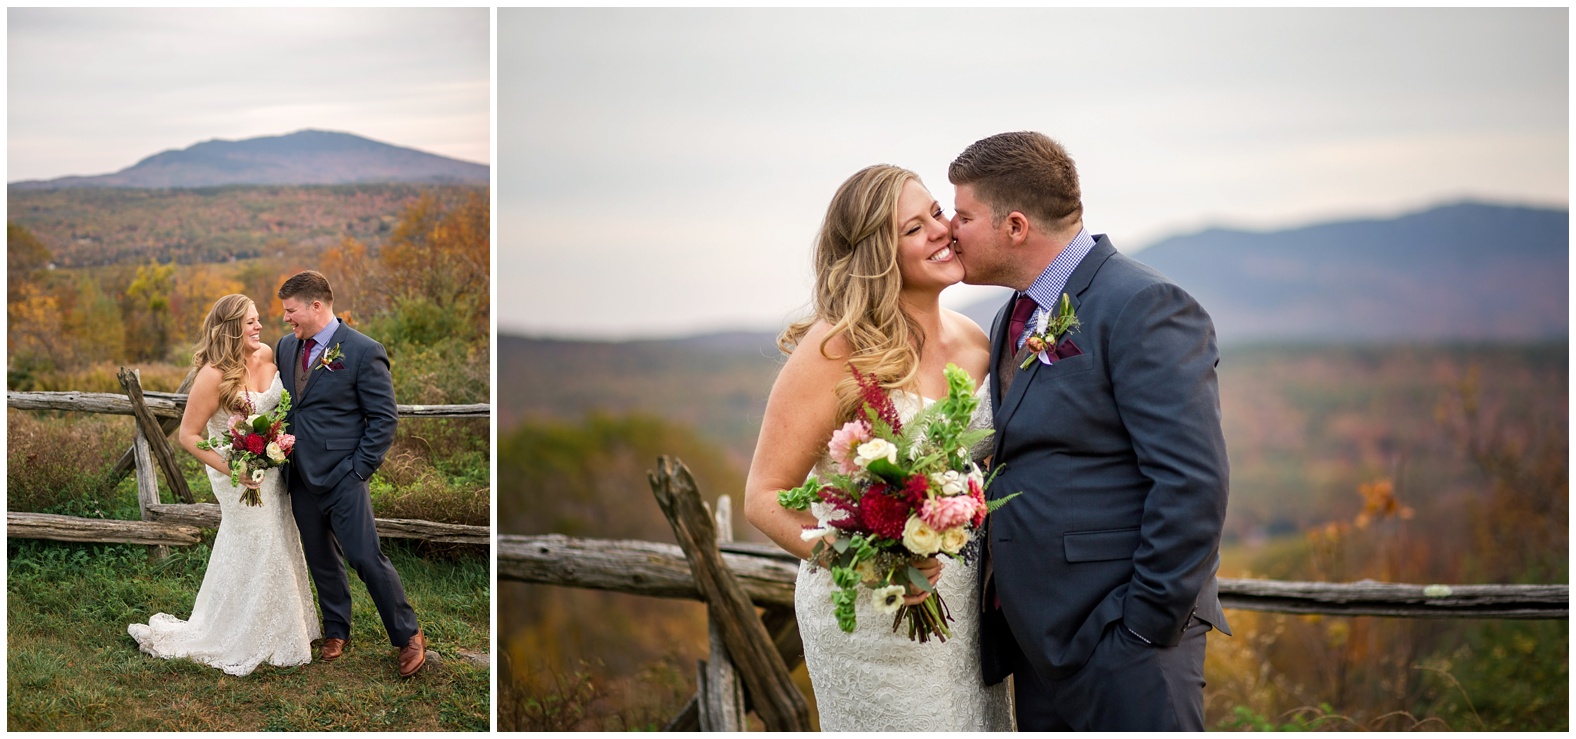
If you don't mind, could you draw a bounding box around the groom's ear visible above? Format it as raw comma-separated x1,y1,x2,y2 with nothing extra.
1004,211,1031,244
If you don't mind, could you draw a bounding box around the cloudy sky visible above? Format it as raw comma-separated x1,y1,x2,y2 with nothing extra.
8,7,490,182
499,7,1567,340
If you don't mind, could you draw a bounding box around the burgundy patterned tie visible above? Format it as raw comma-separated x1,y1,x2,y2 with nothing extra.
1007,293,1038,353
997,294,1039,398
297,338,316,397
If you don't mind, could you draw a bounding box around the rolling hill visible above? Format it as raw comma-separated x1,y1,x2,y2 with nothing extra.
961,202,1568,344
10,129,488,189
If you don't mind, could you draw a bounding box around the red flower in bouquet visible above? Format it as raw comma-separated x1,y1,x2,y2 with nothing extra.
851,364,902,432
858,487,912,541
244,434,266,455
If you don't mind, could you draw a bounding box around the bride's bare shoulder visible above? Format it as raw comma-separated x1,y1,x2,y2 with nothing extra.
193,363,224,384
941,308,989,347
776,320,853,390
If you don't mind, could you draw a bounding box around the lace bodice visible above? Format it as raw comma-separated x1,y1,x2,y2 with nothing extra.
796,376,1013,731
206,373,284,442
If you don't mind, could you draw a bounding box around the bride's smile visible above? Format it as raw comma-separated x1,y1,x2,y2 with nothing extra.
242,307,265,353
894,179,964,292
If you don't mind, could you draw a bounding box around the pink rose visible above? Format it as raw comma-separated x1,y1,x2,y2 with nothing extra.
921,494,979,531
968,478,987,527
277,434,295,455
827,420,872,475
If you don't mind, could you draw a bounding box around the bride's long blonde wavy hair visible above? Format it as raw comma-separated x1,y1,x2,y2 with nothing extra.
191,294,255,414
779,164,926,424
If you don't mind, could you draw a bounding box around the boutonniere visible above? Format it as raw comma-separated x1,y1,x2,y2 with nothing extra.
1020,293,1081,369
316,343,345,372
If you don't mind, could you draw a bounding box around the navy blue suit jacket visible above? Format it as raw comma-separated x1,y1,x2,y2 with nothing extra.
982,235,1231,684
276,323,398,495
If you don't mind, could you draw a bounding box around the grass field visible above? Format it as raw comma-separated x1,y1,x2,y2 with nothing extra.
7,538,489,731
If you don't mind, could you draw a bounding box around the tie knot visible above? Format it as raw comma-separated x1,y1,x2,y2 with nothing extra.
1011,294,1038,324
301,338,318,373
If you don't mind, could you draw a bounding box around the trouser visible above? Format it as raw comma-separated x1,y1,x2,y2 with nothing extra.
290,473,420,647
1011,615,1211,731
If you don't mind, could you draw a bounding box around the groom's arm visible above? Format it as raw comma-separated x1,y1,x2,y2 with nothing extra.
1107,281,1229,647
351,338,399,480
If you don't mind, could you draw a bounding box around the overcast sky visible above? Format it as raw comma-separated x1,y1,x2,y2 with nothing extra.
8,7,489,182
498,7,1567,340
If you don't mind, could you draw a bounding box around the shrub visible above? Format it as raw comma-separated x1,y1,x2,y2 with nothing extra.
7,413,138,515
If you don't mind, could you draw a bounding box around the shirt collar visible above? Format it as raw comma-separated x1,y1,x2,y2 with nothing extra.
1023,227,1095,310
310,316,340,348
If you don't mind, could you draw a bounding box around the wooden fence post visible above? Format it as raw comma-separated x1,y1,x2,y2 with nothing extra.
697,495,747,731
117,368,194,505
133,425,171,561
105,367,197,493
649,457,810,732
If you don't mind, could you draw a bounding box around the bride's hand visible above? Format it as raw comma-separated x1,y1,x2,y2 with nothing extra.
902,556,944,605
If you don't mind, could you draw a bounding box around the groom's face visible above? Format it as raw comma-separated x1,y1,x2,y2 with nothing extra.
950,184,1013,288
280,296,329,340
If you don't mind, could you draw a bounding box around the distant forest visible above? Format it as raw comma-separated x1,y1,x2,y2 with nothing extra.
7,185,488,404
8,184,485,267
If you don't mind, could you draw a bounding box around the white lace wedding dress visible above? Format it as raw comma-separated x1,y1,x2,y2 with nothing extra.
795,381,1014,731
128,372,321,676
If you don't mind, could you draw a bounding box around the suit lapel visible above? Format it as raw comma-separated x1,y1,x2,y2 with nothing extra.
986,296,1012,412
301,323,352,400
279,335,298,397
990,236,1119,461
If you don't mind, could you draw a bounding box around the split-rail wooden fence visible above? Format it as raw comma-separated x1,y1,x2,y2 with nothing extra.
499,455,1568,732
7,368,490,553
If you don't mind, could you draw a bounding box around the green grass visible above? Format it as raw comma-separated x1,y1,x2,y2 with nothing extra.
8,538,488,731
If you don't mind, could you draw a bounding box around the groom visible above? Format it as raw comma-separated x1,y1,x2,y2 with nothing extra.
276,270,426,678
950,132,1230,730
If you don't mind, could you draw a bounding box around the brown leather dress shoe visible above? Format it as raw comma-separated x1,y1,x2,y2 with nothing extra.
320,637,347,662
397,630,426,678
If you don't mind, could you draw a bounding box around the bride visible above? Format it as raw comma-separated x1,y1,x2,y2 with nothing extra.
128,293,321,676
744,165,1012,730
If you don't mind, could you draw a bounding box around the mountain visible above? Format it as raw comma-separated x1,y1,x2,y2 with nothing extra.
959,202,1568,344
10,130,488,189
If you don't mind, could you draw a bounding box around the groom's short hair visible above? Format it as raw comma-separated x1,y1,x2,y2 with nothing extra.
278,270,334,305
949,131,1082,231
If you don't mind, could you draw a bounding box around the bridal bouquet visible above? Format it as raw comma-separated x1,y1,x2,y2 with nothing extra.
196,390,296,507
779,363,1016,643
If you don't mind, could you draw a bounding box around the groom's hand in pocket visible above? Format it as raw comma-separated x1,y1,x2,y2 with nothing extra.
902,556,944,605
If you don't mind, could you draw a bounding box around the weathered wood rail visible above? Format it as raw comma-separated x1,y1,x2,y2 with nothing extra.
499,535,1569,620
7,371,490,550
7,390,489,419
502,455,1567,732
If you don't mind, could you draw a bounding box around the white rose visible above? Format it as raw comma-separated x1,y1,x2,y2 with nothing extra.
902,516,942,556
940,527,970,555
266,442,286,465
930,470,966,496
854,438,899,468
967,464,985,489
872,584,906,614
